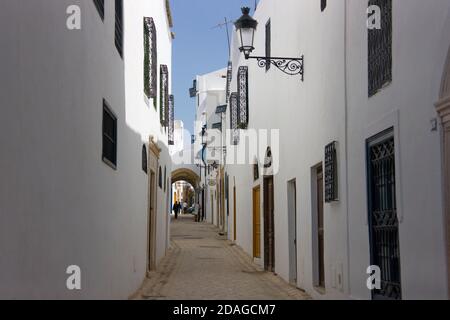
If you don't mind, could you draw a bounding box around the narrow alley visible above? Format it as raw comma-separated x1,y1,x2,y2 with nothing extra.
137,215,309,300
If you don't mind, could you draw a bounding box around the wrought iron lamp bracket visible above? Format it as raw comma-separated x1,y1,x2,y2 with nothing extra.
247,55,304,81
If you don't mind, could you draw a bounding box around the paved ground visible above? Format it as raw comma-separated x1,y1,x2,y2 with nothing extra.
137,215,310,300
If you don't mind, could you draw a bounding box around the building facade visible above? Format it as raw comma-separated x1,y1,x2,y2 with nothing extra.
222,0,450,300
0,0,174,299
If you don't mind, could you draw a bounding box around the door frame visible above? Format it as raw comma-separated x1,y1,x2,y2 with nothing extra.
311,163,325,290
147,137,160,275
263,176,275,272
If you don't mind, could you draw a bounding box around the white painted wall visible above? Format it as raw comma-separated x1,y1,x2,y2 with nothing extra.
0,0,173,299
224,0,450,300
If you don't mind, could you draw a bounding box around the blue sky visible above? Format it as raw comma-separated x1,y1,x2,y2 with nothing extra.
171,0,257,136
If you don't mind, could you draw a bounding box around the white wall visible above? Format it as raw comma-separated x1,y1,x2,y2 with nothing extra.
225,0,450,300
124,0,173,269
0,0,173,299
346,0,450,299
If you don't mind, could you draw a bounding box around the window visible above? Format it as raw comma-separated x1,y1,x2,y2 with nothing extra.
367,129,401,299
144,17,157,100
225,61,232,103
159,166,163,188
168,95,175,145
160,65,169,127
230,92,239,145
254,163,259,181
115,0,124,58
324,141,338,202
102,100,117,169
321,0,327,12
142,145,148,173
265,20,271,71
164,167,167,191
237,66,249,129
93,0,105,20
368,0,392,97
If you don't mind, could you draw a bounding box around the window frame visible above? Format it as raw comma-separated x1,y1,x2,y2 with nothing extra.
102,99,118,170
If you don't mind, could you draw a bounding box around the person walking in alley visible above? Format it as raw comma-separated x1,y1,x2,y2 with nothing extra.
173,201,180,220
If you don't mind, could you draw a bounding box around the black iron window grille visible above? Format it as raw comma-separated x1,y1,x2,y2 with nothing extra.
144,17,157,100
226,62,232,103
254,163,259,181
368,0,392,97
367,130,401,300
230,92,240,145
265,20,271,71
160,65,169,127
159,166,163,188
142,145,148,173
168,95,175,145
93,0,105,20
102,100,117,169
325,141,338,202
321,0,327,12
114,0,123,58
237,66,249,129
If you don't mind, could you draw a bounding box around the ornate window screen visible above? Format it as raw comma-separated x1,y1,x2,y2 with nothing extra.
368,0,392,97
325,141,338,202
160,65,169,127
265,20,271,71
226,61,232,103
142,145,148,173
168,95,175,145
237,66,249,128
144,17,157,100
230,92,240,145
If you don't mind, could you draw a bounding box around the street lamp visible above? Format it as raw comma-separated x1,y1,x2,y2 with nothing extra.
234,7,304,80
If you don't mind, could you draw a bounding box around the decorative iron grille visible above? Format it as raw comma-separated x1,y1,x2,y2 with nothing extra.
325,141,338,202
238,66,249,128
368,0,392,97
144,17,157,99
93,0,105,20
168,95,175,145
114,0,123,58
230,92,239,145
226,62,232,103
160,65,169,127
265,20,271,71
367,131,401,300
142,145,148,173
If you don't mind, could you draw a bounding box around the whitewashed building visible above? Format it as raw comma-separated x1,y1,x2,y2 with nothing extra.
191,69,227,227
223,0,450,300
0,0,174,299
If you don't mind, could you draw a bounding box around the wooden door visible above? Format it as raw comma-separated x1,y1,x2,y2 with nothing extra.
317,166,325,288
147,171,156,272
253,186,261,258
233,186,237,241
264,177,275,272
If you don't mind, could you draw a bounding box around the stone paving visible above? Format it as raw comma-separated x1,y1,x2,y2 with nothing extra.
137,215,311,300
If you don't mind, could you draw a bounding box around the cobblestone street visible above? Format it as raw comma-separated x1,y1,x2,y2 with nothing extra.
137,215,310,300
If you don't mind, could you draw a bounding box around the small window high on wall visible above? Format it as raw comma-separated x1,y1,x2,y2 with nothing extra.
102,100,118,169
